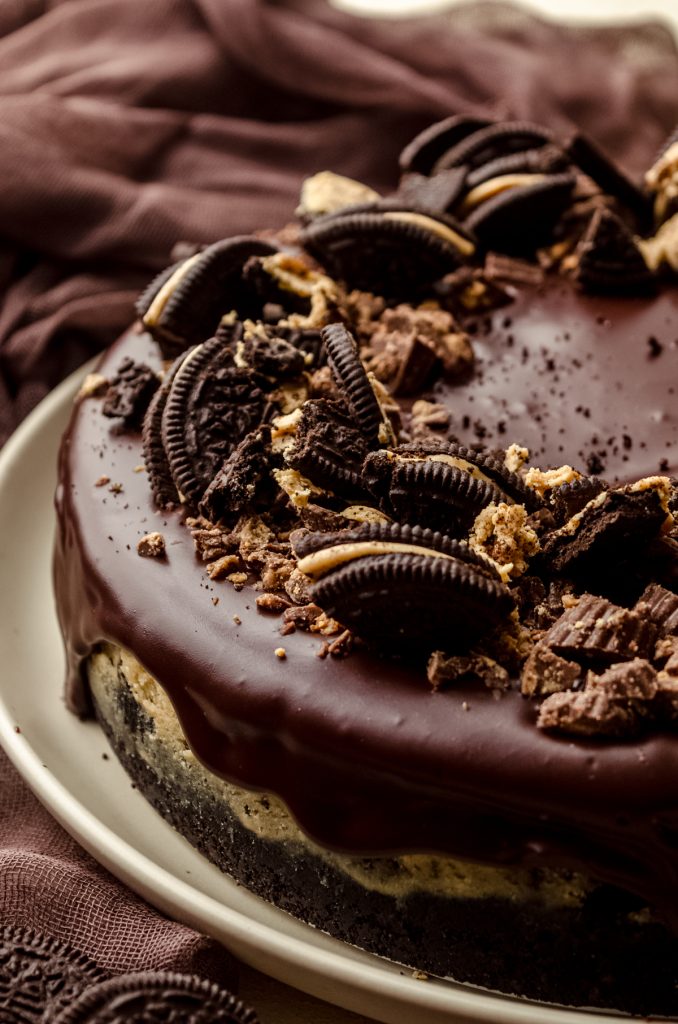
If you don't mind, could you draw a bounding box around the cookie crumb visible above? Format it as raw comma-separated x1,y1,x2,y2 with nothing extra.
275,647,287,659
137,532,166,559
95,475,110,488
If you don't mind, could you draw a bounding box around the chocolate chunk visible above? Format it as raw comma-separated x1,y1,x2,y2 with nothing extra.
200,426,274,522
285,398,372,498
395,167,468,214
427,650,509,691
50,971,258,1024
0,925,105,1023
564,131,652,226
389,333,440,395
540,486,668,584
520,642,582,697
637,583,678,637
136,236,279,358
433,121,555,174
463,174,576,256
301,209,474,296
537,686,638,738
546,475,608,526
399,114,491,175
321,323,386,442
305,533,513,653
543,594,657,666
574,207,656,294
161,336,272,509
102,358,159,429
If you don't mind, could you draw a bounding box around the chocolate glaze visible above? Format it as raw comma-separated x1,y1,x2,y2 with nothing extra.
54,282,678,928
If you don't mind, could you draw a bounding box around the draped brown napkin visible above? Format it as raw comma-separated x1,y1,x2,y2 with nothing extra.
1,1,678,1020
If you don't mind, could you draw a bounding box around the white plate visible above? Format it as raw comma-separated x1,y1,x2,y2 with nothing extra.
0,365,633,1024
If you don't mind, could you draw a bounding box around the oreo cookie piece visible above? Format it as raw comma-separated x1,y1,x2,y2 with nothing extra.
199,425,274,522
432,121,555,174
161,336,272,509
295,521,513,652
50,971,258,1024
0,924,105,1023
238,330,307,379
395,167,468,214
545,475,608,526
398,114,491,175
463,145,569,190
574,207,655,294
321,323,389,444
102,357,159,430
463,173,576,256
300,208,474,296
285,398,372,498
136,237,279,358
564,131,652,227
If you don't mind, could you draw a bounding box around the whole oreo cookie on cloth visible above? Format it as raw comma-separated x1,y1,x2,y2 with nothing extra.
50,971,258,1024
161,334,273,510
135,236,279,358
0,925,105,1023
293,521,513,652
300,205,475,296
364,440,540,533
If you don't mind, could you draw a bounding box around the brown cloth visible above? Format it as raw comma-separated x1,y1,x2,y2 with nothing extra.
1,1,678,1020
1,0,678,445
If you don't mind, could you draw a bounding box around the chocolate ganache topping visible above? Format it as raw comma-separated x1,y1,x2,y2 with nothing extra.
55,117,678,928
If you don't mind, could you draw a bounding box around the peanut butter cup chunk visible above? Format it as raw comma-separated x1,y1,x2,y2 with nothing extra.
543,594,657,666
637,583,678,637
136,236,279,358
301,209,474,295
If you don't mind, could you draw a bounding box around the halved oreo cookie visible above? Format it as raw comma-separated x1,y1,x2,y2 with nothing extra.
321,322,392,444
463,173,576,256
136,236,279,358
300,208,474,295
161,336,272,508
285,397,372,499
432,121,555,175
50,971,258,1024
463,145,569,190
141,349,195,509
364,441,540,532
295,521,513,652
574,207,655,294
399,114,491,175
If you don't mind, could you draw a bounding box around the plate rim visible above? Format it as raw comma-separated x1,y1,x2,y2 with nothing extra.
0,364,627,1024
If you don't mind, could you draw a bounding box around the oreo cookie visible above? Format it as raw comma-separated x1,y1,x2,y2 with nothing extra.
200,425,275,522
574,207,655,294
0,924,105,1022
463,145,569,190
300,208,475,296
50,971,258,1024
136,237,279,358
431,121,555,175
295,521,513,652
398,114,491,175
141,349,195,510
545,475,608,526
564,131,652,227
463,173,576,256
321,322,392,444
161,335,272,509
364,441,540,532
